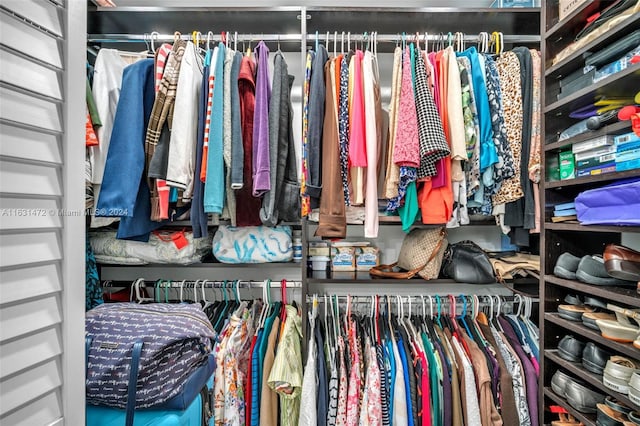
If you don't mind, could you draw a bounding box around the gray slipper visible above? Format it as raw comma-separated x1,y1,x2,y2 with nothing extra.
554,252,581,280
576,255,636,287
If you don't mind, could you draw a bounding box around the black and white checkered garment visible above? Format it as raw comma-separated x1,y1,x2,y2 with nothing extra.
414,48,450,179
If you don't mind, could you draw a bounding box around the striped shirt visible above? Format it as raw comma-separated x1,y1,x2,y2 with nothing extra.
154,43,173,93
200,46,218,182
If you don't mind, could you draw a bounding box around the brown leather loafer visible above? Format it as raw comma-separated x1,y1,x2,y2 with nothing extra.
604,244,640,282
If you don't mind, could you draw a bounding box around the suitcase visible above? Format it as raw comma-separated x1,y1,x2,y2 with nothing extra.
86,376,214,426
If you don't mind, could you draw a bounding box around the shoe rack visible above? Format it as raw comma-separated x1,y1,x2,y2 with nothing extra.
540,1,640,425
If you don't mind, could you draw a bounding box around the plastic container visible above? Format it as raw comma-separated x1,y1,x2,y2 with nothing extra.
310,256,330,271
292,230,302,262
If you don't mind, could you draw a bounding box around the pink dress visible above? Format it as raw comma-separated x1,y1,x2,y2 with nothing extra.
392,47,420,168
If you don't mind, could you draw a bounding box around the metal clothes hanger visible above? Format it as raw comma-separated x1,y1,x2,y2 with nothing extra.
150,31,160,54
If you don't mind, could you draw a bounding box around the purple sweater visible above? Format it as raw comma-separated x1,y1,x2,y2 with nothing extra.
252,41,271,196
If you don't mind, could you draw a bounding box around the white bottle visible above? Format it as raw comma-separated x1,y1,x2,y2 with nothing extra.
292,230,302,262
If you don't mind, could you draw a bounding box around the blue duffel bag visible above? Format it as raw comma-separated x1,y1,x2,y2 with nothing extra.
85,303,216,426
86,371,214,426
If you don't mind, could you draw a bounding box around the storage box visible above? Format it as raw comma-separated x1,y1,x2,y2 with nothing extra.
616,148,640,164
491,0,538,7
617,139,640,154
356,246,379,272
559,0,589,22
559,151,576,180
616,158,640,171
576,153,616,170
572,135,615,154
331,246,356,271
308,241,330,257
574,144,617,162
547,155,561,182
615,132,640,147
576,163,616,177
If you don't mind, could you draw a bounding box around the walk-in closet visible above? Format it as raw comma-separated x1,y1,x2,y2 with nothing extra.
0,1,639,425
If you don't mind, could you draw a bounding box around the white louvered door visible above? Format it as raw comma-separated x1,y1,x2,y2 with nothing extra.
0,0,86,425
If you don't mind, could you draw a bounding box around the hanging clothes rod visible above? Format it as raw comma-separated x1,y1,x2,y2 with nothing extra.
87,33,303,43
305,294,538,303
306,33,540,43
87,32,540,44
105,279,302,289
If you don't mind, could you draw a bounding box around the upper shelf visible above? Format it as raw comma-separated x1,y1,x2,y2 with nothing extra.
304,7,540,38
87,7,304,38
87,6,541,46
544,12,640,80
544,62,640,114
545,0,602,37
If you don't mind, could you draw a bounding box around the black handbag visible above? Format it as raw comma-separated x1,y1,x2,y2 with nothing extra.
441,240,495,284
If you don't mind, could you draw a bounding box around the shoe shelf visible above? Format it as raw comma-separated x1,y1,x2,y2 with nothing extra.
544,275,640,308
544,387,596,426
545,313,640,361
546,349,640,410
545,169,640,189
541,2,640,425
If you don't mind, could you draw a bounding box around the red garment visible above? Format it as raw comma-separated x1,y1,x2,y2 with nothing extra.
236,56,262,226
85,112,99,146
419,158,453,225
245,334,258,422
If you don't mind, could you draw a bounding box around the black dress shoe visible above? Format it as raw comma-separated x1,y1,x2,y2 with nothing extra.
583,342,613,375
558,335,586,363
605,396,632,416
597,403,628,426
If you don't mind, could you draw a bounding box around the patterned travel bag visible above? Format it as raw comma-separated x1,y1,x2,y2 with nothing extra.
85,303,216,426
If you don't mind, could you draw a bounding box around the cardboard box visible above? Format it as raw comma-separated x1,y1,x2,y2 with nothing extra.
616,158,640,172
576,153,616,170
559,0,589,22
615,132,640,148
331,246,356,271
574,144,616,162
356,246,379,272
547,155,561,182
559,151,575,180
576,163,616,177
616,148,640,164
308,241,330,257
572,135,614,154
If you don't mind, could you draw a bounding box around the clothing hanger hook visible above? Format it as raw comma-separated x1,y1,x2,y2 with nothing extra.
150,31,159,53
